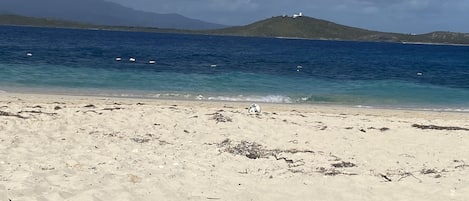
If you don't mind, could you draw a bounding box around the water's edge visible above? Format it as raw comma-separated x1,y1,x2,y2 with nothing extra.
2,86,468,113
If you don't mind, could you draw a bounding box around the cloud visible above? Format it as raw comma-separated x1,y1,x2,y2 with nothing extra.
111,0,259,13
206,0,259,11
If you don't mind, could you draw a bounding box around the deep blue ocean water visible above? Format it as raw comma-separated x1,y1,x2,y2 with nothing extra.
1,25,469,111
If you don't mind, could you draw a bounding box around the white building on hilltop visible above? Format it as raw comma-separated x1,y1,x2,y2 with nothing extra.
293,12,303,18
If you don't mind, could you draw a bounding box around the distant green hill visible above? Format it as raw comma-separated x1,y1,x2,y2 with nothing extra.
206,16,469,45
0,14,188,33
207,16,383,40
0,14,93,28
2,14,469,45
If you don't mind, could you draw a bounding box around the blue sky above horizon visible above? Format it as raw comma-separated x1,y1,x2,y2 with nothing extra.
108,0,469,34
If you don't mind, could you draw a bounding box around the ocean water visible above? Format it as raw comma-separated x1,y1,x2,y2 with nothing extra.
1,25,469,111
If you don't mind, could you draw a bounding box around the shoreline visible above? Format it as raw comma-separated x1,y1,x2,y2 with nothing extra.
2,24,469,47
2,88,469,114
1,91,469,200
1,90,468,124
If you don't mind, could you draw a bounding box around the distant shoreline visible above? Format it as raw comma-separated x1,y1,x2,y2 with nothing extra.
2,14,469,45
2,24,468,47
274,36,469,47
399,41,469,47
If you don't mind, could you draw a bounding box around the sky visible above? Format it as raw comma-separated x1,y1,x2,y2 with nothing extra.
108,0,469,34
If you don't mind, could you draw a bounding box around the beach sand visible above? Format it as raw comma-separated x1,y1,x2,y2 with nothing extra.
1,92,469,201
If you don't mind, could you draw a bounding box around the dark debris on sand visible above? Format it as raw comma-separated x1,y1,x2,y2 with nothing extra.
0,110,28,119
208,112,232,123
84,104,96,108
130,137,151,143
216,139,362,176
412,124,469,131
331,161,356,168
217,139,315,160
19,110,57,116
218,139,264,159
368,127,390,132
316,167,357,176
103,107,124,111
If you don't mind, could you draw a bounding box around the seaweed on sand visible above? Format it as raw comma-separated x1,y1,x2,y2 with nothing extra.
412,124,469,131
208,112,232,123
0,110,28,119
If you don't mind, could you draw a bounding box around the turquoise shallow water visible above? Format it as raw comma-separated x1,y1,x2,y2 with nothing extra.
1,25,469,111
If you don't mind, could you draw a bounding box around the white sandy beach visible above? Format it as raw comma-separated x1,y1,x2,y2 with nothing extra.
1,92,469,201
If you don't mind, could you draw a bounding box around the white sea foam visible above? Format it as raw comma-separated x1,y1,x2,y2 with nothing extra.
418,108,469,113
355,105,374,109
206,95,292,103
300,97,309,101
354,105,469,113
196,95,204,100
108,93,293,103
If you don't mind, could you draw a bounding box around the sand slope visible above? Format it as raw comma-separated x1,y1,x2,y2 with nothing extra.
1,93,469,201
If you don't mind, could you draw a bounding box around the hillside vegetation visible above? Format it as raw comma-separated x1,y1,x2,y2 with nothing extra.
208,16,383,40
0,14,92,28
206,16,469,44
0,14,188,33
2,14,469,45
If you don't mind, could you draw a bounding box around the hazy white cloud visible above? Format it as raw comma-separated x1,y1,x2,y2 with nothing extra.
206,0,259,11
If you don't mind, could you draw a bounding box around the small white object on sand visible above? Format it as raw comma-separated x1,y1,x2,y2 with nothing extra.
248,103,261,114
